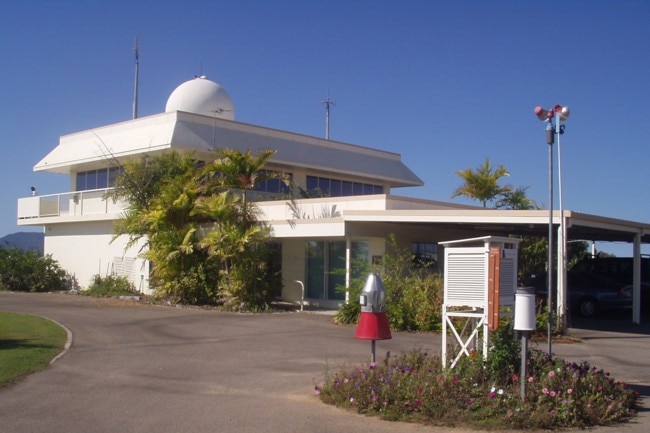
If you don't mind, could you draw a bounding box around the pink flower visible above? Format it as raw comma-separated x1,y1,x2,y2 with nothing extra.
567,388,573,395
550,391,557,397
528,376,534,382
542,388,549,394
548,371,556,377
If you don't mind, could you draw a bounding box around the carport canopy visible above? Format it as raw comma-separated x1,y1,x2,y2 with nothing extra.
342,208,650,324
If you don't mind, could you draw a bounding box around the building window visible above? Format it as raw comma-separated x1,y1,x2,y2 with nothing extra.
306,175,383,198
412,242,438,268
76,172,87,191
76,167,123,191
254,171,292,195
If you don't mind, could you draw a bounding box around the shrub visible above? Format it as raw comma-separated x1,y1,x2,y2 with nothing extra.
0,247,67,292
484,323,520,383
151,260,220,305
216,243,280,312
334,234,444,332
84,274,137,297
316,344,638,430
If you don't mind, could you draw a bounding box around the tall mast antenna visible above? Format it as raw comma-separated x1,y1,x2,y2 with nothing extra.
321,92,335,140
132,36,140,119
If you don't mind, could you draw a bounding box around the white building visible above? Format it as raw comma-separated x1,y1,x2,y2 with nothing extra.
17,76,650,318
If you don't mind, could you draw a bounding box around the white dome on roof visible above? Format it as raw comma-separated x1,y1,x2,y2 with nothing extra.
165,76,235,120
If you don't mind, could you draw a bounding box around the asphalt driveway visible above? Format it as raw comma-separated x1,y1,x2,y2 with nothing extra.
1,292,648,433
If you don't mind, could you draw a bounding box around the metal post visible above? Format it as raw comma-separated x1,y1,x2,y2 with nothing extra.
322,94,335,140
536,104,570,355
132,36,140,120
556,110,567,333
294,280,305,312
547,122,554,357
633,234,641,324
520,331,529,400
371,339,376,364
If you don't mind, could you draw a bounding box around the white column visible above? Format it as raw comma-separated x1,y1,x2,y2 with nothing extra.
633,233,641,324
345,237,351,303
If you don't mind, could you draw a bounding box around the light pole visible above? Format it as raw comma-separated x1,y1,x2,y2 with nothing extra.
556,108,569,334
534,104,569,356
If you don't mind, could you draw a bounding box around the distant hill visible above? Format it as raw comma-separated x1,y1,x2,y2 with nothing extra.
0,232,44,253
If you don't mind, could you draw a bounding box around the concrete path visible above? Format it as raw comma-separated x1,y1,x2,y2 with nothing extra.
0,292,648,433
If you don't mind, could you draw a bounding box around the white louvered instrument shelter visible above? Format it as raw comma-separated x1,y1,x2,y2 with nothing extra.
440,236,522,368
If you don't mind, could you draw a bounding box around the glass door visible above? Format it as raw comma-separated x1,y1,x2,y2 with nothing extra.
305,240,369,301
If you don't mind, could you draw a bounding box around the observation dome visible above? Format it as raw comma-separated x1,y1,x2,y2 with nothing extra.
165,76,235,120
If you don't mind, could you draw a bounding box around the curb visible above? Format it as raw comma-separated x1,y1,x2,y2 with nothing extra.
45,316,73,365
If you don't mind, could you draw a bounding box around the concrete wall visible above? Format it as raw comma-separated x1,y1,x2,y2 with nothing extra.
44,221,148,292
281,238,306,302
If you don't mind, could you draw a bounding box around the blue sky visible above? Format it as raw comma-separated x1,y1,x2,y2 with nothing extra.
2,0,649,255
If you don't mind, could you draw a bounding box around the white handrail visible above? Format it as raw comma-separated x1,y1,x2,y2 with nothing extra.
17,188,121,220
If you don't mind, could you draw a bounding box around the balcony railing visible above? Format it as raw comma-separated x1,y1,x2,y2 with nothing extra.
17,188,125,222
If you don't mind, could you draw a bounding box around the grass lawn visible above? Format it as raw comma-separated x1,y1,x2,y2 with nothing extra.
0,312,68,387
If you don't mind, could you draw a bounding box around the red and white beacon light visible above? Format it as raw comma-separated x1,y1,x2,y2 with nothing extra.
354,273,392,363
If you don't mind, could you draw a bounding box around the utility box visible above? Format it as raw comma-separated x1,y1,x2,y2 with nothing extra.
440,236,522,368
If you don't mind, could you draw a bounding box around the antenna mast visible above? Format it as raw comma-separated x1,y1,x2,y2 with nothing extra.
132,36,140,119
321,92,335,140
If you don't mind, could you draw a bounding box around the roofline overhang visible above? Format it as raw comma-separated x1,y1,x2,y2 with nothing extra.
32,110,424,188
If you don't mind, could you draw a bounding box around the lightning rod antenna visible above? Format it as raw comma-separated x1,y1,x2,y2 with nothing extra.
132,36,140,119
321,92,335,140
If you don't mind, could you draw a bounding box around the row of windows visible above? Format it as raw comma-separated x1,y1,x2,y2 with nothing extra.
74,167,291,194
74,168,382,198
76,167,122,191
253,171,293,194
306,176,383,198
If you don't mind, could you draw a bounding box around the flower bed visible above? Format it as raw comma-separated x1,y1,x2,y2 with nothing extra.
316,348,638,429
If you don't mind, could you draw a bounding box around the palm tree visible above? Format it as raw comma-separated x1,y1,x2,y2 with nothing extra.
452,157,510,208
111,149,283,307
204,148,290,226
111,151,199,250
496,186,537,210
